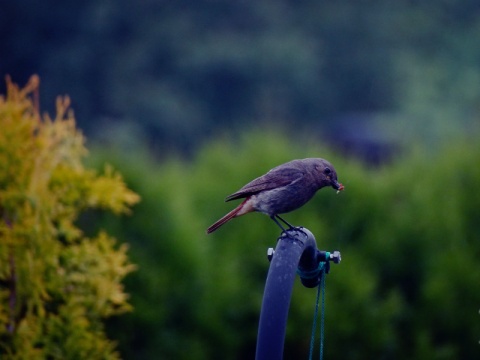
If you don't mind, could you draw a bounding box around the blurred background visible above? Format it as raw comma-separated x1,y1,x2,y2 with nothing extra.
2,0,480,359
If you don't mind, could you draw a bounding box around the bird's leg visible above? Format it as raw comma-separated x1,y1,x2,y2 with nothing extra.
270,215,287,232
275,215,295,229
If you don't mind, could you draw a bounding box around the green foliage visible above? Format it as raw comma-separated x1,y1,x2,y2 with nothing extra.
0,77,139,359
90,131,480,359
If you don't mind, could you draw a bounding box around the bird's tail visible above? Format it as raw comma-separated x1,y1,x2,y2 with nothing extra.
206,199,252,234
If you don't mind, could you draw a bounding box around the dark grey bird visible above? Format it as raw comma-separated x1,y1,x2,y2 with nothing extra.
206,158,344,234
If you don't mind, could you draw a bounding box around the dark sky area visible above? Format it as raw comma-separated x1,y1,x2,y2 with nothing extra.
2,0,480,158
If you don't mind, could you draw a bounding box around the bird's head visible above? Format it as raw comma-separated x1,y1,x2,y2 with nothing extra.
311,158,345,193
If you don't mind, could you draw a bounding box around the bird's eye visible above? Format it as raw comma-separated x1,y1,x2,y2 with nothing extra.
324,167,331,175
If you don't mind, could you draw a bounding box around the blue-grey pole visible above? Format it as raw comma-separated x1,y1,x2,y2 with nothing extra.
255,227,318,360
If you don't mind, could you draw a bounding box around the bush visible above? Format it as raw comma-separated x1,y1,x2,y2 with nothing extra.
90,131,480,359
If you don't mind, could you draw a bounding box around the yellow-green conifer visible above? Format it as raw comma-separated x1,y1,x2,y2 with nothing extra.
0,76,140,359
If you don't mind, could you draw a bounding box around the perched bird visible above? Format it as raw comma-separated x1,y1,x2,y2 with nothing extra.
206,158,344,234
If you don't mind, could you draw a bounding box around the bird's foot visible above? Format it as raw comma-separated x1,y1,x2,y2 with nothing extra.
272,215,308,238
283,226,308,238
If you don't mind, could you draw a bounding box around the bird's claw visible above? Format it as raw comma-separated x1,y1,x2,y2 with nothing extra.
282,226,308,238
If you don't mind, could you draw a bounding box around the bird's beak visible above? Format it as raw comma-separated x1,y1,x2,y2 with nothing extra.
331,180,345,193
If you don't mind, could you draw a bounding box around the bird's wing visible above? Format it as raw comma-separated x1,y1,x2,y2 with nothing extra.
225,165,305,201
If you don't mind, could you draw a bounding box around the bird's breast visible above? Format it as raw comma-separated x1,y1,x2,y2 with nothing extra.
252,185,316,216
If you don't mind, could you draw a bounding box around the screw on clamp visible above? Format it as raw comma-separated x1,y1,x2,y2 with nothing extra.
329,251,341,264
267,248,275,262
316,250,342,265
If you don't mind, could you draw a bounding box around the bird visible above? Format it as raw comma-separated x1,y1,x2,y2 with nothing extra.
206,158,344,234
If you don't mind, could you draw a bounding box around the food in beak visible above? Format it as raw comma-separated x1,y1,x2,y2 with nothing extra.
334,182,345,194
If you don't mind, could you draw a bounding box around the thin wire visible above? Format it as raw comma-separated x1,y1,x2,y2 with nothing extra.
308,269,326,360
308,279,321,359
319,271,326,360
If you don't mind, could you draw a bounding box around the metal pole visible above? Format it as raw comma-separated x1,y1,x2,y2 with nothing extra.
255,227,318,360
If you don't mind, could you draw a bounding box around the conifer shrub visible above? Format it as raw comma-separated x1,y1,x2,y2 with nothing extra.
0,76,140,359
